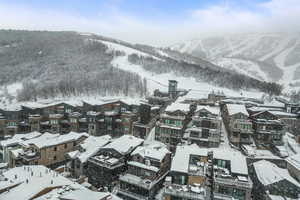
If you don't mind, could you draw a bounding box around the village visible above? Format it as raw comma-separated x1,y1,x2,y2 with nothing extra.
0,80,300,200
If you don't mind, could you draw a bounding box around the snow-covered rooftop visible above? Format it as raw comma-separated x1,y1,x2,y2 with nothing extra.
242,145,281,160
0,131,42,147
103,135,144,155
226,104,249,116
171,144,208,174
269,111,298,118
0,165,119,200
197,106,220,116
75,135,111,163
213,149,248,175
253,160,300,187
0,165,78,200
20,132,88,149
165,102,190,113
131,143,170,162
286,153,300,170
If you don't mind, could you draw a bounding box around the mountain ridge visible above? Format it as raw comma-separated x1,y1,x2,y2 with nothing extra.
170,32,300,91
0,30,283,106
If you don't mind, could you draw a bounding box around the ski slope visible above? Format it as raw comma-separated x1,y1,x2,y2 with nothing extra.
171,33,300,92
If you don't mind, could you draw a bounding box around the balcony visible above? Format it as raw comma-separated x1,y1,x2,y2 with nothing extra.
214,176,252,189
256,129,284,135
19,151,40,161
88,156,124,170
231,127,253,134
117,187,149,200
240,137,253,144
213,192,234,200
164,183,208,200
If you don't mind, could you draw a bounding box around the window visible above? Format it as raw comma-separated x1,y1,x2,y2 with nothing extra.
66,108,72,113
176,121,182,126
54,146,57,151
64,143,67,149
217,159,226,168
73,141,77,146
53,156,57,160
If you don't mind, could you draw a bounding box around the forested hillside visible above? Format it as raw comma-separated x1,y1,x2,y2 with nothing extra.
0,30,283,103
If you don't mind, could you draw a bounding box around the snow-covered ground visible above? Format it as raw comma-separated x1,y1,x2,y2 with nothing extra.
171,33,300,93
216,58,269,81
110,51,264,99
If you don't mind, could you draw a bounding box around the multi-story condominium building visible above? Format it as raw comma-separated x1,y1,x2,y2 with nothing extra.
212,149,253,200
163,144,210,200
67,135,111,178
117,143,171,200
184,106,222,147
250,160,300,200
86,111,103,136
49,113,65,133
4,109,21,136
87,135,144,190
250,111,285,146
69,112,82,132
133,103,153,139
0,113,6,139
121,111,138,135
11,132,88,168
28,114,42,132
222,104,253,146
155,102,193,151
0,131,42,164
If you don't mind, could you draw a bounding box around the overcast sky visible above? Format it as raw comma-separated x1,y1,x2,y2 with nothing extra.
0,0,299,46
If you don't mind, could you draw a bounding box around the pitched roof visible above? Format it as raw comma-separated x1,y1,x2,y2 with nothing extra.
103,135,144,155
286,153,300,170
171,144,208,174
0,131,42,147
253,160,300,187
76,135,111,163
226,104,249,116
131,143,170,162
21,132,88,149
197,105,220,115
213,149,248,175
165,102,190,113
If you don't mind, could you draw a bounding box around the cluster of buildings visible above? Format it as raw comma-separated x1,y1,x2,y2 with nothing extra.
1,80,300,200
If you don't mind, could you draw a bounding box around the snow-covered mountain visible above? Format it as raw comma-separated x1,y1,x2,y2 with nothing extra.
0,30,282,108
171,33,300,91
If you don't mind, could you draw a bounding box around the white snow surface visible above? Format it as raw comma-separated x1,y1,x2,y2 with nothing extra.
165,102,190,113
20,132,88,149
103,135,144,155
0,131,42,147
171,144,208,173
131,143,170,162
253,160,300,187
74,135,111,163
212,149,248,175
0,165,119,200
286,153,300,170
197,106,220,116
0,165,79,200
171,33,300,92
226,104,249,116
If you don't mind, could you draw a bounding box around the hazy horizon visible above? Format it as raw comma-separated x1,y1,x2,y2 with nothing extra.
1,0,300,46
